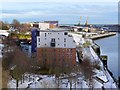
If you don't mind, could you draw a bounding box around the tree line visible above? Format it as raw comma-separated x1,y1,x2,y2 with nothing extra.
0,19,31,33
2,36,34,89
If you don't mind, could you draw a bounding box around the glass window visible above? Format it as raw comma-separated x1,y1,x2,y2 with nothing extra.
38,38,40,42
45,33,46,37
64,44,66,47
64,38,66,42
64,32,68,35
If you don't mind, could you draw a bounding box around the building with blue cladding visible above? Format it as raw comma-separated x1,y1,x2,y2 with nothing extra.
31,28,39,53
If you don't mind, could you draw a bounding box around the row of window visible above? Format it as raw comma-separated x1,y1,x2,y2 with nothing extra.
44,32,68,37
40,54,73,59
38,38,66,42
40,49,73,52
38,43,66,47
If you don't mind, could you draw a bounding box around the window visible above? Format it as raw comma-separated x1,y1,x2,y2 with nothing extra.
51,38,55,42
64,38,66,42
45,33,46,37
58,44,59,46
45,38,46,40
58,38,59,40
38,38,40,42
64,32,68,35
58,33,59,34
51,38,55,47
64,44,66,47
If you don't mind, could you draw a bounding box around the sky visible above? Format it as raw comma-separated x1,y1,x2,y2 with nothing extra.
0,0,119,24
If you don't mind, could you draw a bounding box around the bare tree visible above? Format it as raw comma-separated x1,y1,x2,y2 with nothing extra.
81,58,94,89
11,48,30,85
2,36,16,88
12,19,21,30
0,21,9,30
21,23,31,33
0,21,3,29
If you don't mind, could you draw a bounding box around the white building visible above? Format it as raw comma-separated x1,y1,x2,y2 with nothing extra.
30,21,58,30
37,28,76,48
35,28,76,67
0,30,9,36
38,22,50,30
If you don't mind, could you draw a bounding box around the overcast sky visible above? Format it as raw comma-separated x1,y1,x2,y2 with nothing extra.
0,0,119,24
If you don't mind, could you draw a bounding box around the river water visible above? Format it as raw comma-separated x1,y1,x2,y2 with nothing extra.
95,33,119,79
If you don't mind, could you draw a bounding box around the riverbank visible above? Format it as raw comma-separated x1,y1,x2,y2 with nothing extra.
91,43,118,87
95,33,118,81
90,32,116,40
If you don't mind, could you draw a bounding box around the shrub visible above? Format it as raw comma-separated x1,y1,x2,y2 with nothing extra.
83,41,91,48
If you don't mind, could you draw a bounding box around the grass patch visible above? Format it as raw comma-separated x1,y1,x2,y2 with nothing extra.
83,41,91,48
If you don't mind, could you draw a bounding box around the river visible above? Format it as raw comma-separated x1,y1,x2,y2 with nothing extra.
95,33,119,79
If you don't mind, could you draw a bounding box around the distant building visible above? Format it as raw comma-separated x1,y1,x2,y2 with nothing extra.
73,26,89,32
31,28,76,68
73,26,83,32
44,21,58,28
73,26,97,33
30,21,58,30
0,30,9,36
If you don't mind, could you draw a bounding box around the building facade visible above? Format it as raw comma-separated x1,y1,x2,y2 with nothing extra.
31,28,76,68
30,21,58,30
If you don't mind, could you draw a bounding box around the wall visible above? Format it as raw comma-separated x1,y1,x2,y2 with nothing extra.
37,48,76,68
37,31,76,48
39,23,50,30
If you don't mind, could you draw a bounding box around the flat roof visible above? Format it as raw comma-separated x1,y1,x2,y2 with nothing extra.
38,28,70,32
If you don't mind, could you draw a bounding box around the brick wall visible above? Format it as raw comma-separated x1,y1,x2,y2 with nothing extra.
37,48,76,68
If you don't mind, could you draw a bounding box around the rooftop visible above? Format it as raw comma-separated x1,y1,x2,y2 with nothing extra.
37,28,71,32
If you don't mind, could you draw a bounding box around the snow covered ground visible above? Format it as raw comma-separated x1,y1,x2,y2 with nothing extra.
8,69,118,89
0,44,4,58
